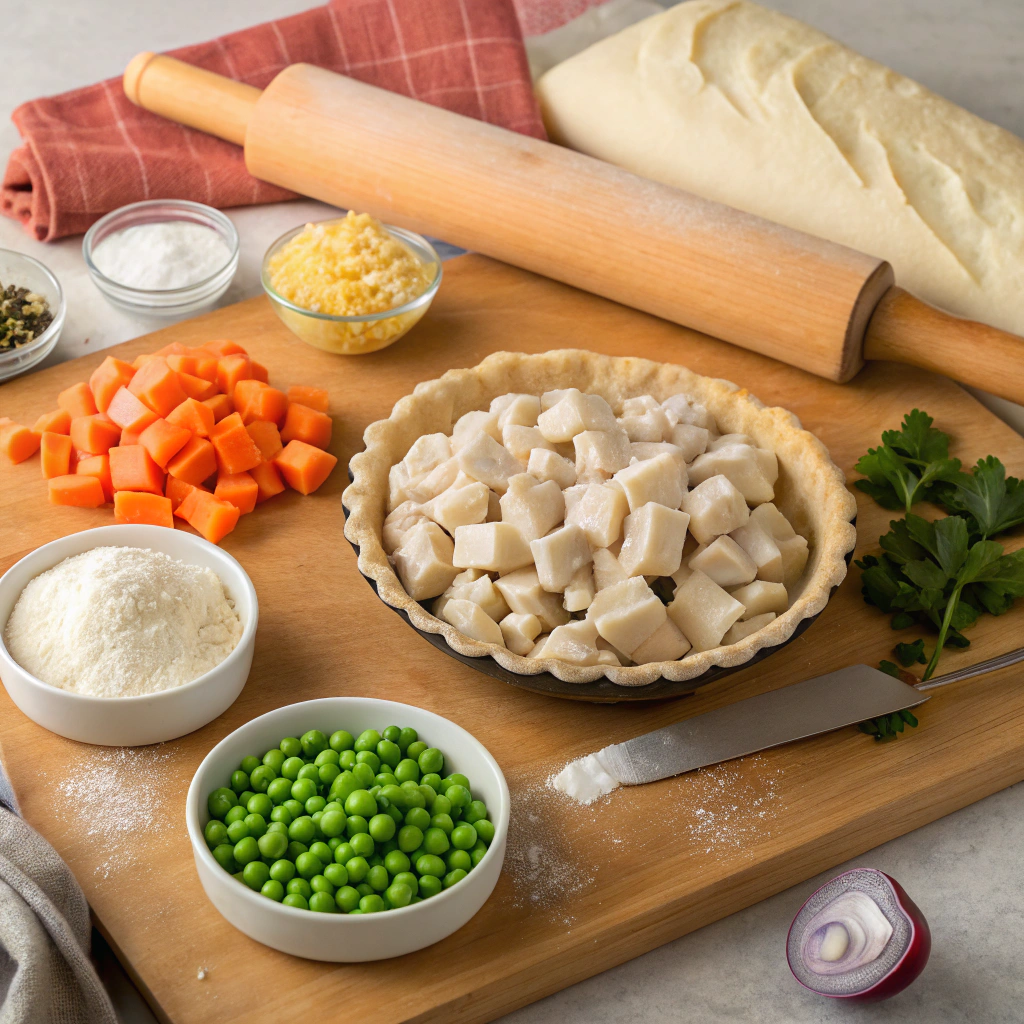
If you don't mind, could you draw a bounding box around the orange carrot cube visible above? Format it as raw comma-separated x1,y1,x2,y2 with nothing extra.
250,460,286,503
57,382,98,420
88,356,136,413
287,386,329,413
109,444,165,495
106,386,158,433
40,432,72,478
245,420,283,462
33,409,71,435
1,422,41,463
280,402,332,450
201,339,247,358
128,356,188,417
114,491,174,528
215,471,258,514
186,491,241,544
76,453,114,501
132,353,157,370
166,476,207,514
274,440,338,495
216,355,254,397
167,352,220,382
236,381,288,426
153,342,191,357
48,474,105,508
166,435,218,486
202,394,234,423
166,397,215,438
139,418,192,469
250,360,269,383
210,413,262,475
70,414,122,455
176,371,218,402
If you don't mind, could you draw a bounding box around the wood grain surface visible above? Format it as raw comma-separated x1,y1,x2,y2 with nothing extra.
2,254,1024,1024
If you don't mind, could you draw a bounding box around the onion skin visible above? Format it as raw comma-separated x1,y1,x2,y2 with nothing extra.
787,869,931,1003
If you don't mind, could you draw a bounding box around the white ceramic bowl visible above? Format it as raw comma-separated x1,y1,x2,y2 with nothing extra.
0,525,257,746
186,697,509,961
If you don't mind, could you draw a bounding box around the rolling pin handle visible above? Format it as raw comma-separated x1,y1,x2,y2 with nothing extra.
123,51,261,147
864,287,1024,407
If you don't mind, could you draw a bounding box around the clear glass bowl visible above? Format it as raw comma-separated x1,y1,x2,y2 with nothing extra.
83,199,239,318
261,221,442,355
0,249,65,383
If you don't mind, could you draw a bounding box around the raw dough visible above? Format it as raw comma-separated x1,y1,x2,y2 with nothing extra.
537,0,1024,339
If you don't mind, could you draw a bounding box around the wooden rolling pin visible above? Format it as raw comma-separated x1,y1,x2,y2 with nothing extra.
124,52,1024,402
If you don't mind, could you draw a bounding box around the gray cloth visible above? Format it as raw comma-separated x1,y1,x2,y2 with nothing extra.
0,808,117,1024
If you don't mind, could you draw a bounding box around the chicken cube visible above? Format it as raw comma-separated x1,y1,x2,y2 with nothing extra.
661,394,716,432
592,547,629,591
681,474,750,545
666,423,711,462
423,480,490,534
451,409,501,451
574,428,632,482
406,456,460,503
667,569,745,652
688,443,775,505
613,452,685,513
618,502,690,577
730,581,789,619
393,522,460,601
383,501,429,555
689,535,758,588
587,576,667,654
499,612,543,655
494,393,541,429
402,433,452,478
439,598,505,646
499,473,565,542
564,563,596,612
537,389,617,442
528,619,601,665
453,523,533,574
527,447,577,489
456,432,524,494
630,617,692,664
723,612,777,645
566,482,629,548
530,524,593,593
502,424,554,463
493,568,571,631
729,520,784,583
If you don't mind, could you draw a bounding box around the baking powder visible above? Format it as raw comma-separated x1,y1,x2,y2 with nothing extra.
91,221,231,290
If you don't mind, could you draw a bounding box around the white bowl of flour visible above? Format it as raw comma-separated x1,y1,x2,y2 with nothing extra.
0,526,257,746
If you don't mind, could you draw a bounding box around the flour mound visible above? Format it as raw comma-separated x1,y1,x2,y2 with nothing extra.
4,546,243,697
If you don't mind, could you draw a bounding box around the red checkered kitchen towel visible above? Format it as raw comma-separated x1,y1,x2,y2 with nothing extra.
1,0,557,243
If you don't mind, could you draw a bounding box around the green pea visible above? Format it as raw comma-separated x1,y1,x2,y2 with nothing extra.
318,763,341,788
289,778,317,805
319,810,346,839
417,874,441,899
355,883,374,898
384,850,410,875
328,770,358,804
260,879,285,901
444,868,468,889
265,821,289,837
369,853,384,868
204,820,228,849
354,729,381,753
414,747,441,775
240,755,261,775
382,725,402,744
384,803,404,824
430,813,454,835
355,750,381,774
286,877,312,899
244,813,267,839
301,730,328,759
359,894,385,914
328,837,343,852
445,773,470,790
305,795,327,816
431,794,452,817
243,792,270,818
417,784,437,809
226,819,250,844
279,736,302,758
296,852,323,880
405,806,431,831
311,810,325,839
287,841,308,861
451,823,478,850
309,841,333,864
375,740,401,770
281,756,305,781
262,748,286,774
329,730,355,753
242,860,271,890
282,893,308,910
288,816,316,845
462,800,487,824
270,805,294,826
296,763,320,784
338,749,357,770
447,849,472,872
312,748,339,767
393,870,419,894
407,847,425,865
474,819,495,845
207,787,237,820
446,784,471,810
229,770,250,795
398,785,426,810
333,885,358,912
343,789,377,818
323,801,344,813
421,773,442,792
367,865,389,892
351,762,375,788
224,808,246,833
347,832,373,858
397,825,424,853
282,799,304,819
212,844,236,873
310,874,335,895
309,890,336,913
407,741,429,762
394,759,420,784
323,862,349,887
266,777,293,805
422,828,450,856
346,815,369,838
249,765,277,793
333,842,355,865
470,842,487,866
398,727,418,753
375,773,399,789
384,882,413,909
378,784,405,808
366,814,394,842
237,790,256,808
269,859,296,883
234,836,260,865
345,856,369,883
416,854,446,878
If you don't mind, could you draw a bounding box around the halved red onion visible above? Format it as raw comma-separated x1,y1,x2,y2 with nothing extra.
787,868,930,1002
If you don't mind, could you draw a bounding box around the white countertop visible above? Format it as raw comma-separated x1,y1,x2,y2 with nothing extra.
3,2,1023,1022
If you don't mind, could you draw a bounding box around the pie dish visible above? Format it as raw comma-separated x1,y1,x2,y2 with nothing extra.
343,350,857,690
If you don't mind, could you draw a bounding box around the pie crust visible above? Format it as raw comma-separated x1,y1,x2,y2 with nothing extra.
343,350,857,686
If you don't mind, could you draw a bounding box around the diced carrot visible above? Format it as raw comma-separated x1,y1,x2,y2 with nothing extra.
1,423,41,463
153,342,191,358
70,414,121,455
48,474,105,508
76,454,114,501
69,449,92,474
274,440,338,495
128,357,188,417
216,354,254,397
40,432,72,478
201,339,247,358
132,353,158,369
120,426,147,447
57,382,97,420
287,386,329,413
175,484,205,522
109,444,165,495
234,381,289,426
88,356,136,413
139,418,192,470
167,352,220,382
176,371,218,402
215,470,258,514
202,394,234,423
114,491,174,528
186,491,241,544
250,460,286,503
106,386,158,433
166,435,218,485
245,420,283,462
166,476,207,514
250,360,269,383
33,409,71,435
280,402,332,450
167,397,215,437
210,412,262,475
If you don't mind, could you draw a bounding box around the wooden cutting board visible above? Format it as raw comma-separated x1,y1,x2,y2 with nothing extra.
2,254,1024,1024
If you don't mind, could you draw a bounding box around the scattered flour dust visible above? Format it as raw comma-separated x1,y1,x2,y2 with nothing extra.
550,752,620,804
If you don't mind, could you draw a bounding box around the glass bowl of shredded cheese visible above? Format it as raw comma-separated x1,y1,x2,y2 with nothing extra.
261,213,442,355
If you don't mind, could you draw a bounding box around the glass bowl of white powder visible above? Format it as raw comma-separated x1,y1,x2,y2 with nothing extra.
0,525,258,746
83,199,239,318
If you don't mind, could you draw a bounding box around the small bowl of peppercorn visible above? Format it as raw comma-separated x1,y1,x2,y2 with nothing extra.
0,249,65,383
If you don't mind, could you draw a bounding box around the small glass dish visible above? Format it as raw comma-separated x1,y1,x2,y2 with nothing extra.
83,199,239,318
261,220,442,355
0,249,65,383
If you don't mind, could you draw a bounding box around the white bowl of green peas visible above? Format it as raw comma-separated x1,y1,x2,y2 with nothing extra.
186,696,509,961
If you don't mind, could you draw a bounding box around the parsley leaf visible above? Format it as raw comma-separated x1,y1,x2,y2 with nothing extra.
894,639,926,666
939,456,1024,539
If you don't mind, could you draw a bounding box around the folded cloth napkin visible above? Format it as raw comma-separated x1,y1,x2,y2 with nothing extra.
0,803,117,1024
1,0,544,242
